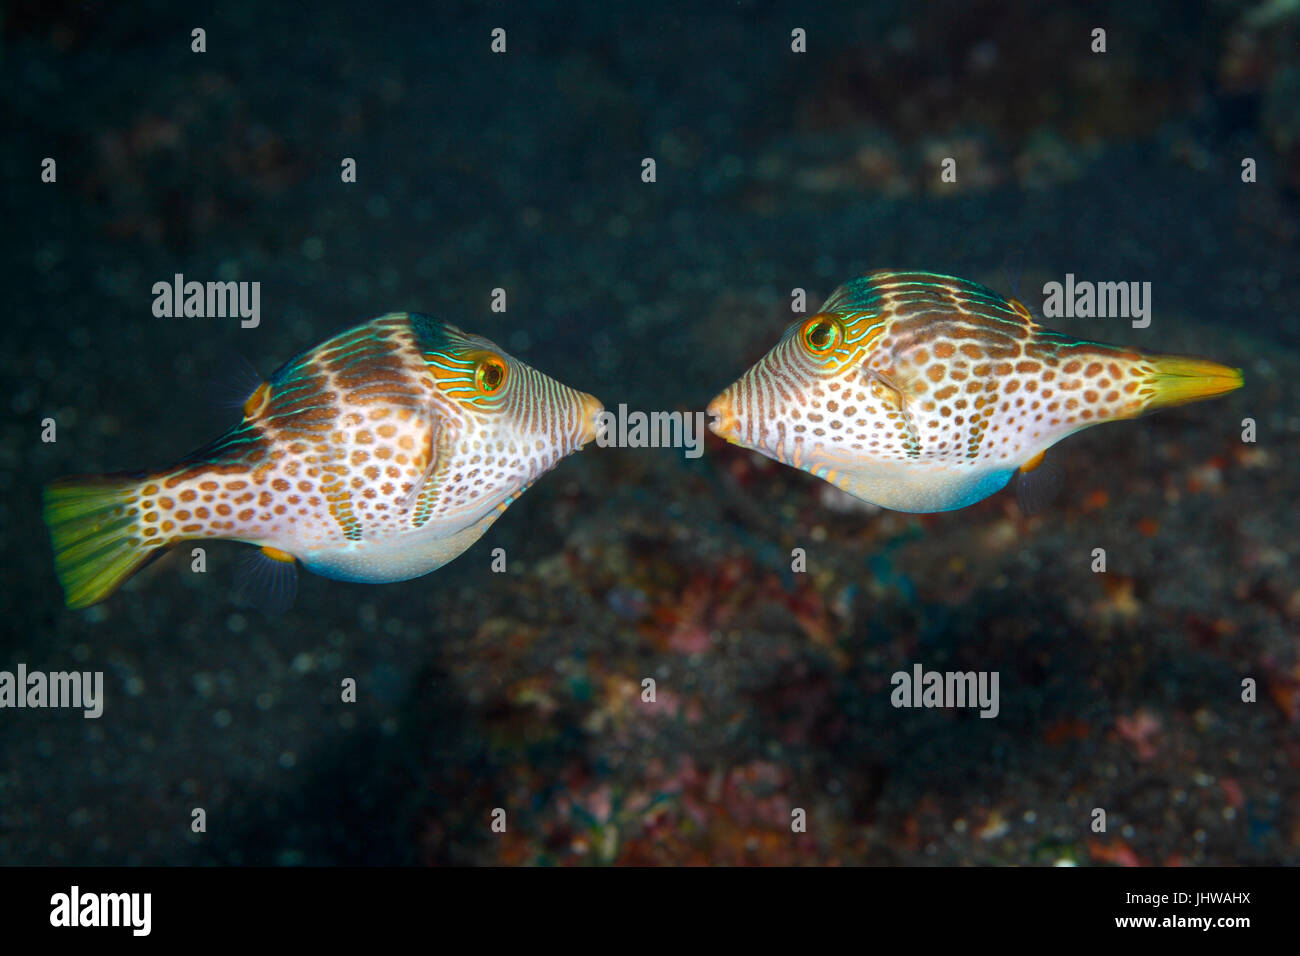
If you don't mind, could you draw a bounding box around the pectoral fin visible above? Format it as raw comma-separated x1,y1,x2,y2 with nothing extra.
398,415,445,519
863,366,923,458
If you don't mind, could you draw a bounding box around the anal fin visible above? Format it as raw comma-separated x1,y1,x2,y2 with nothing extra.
233,545,299,613
1016,450,1063,515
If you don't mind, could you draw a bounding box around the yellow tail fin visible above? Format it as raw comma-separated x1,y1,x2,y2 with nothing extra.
43,476,153,608
1145,355,1243,411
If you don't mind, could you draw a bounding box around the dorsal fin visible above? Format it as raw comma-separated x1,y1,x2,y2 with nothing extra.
242,381,272,419
821,270,1007,313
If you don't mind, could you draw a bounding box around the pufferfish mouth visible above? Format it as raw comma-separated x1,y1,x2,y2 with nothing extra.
708,391,799,462
578,392,606,446
706,393,734,437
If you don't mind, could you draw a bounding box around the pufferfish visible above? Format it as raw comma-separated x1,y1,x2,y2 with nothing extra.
43,313,604,608
707,270,1243,513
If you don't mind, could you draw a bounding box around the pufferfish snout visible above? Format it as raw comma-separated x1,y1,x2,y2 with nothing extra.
708,270,1243,514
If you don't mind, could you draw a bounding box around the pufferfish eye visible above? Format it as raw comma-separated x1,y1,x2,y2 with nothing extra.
475,355,508,394
801,315,842,353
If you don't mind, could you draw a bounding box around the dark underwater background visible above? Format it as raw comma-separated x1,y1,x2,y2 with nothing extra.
2,0,1297,865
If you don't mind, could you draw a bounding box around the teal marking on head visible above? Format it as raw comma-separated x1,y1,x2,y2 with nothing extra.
409,313,457,357
269,348,316,386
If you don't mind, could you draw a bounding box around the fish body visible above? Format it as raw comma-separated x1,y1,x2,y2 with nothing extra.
44,312,604,607
707,270,1243,513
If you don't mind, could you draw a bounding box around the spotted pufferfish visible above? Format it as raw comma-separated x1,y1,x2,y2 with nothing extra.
43,313,605,608
707,270,1243,513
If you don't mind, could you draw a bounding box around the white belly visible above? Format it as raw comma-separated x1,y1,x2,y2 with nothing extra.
294,508,503,583
833,459,1017,513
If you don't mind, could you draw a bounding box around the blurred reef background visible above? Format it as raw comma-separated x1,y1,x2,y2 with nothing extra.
1,0,1298,864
